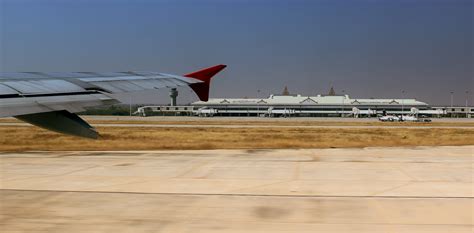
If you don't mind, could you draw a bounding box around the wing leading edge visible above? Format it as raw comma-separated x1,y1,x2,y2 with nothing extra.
0,64,226,138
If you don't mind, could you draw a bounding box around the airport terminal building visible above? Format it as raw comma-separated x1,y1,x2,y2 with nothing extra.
136,87,474,118
190,94,441,117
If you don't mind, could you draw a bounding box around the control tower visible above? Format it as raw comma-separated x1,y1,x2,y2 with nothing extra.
170,88,178,106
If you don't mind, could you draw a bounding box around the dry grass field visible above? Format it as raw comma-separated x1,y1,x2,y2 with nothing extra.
0,125,473,151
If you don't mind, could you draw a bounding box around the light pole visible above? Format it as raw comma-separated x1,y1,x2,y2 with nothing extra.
466,91,469,118
257,89,263,117
129,95,132,117
341,90,345,118
401,90,405,116
450,91,454,118
450,91,454,108
446,91,454,118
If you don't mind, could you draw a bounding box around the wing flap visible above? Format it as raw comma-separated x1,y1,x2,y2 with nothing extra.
0,83,18,95
80,75,198,94
2,80,85,94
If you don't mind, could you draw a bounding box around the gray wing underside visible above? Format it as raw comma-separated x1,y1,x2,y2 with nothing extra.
0,93,119,118
0,72,201,117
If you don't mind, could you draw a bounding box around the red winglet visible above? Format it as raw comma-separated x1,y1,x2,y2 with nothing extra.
185,64,226,101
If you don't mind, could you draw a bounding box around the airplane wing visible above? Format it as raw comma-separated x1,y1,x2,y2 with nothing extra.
0,64,226,139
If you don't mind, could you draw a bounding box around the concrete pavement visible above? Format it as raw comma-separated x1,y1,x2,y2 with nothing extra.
1,146,473,232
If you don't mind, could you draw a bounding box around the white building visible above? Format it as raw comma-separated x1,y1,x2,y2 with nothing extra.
191,94,439,117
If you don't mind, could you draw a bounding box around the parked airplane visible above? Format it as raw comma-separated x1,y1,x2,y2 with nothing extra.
0,64,226,139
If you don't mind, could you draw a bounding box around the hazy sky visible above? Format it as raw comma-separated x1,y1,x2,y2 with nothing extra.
1,0,472,105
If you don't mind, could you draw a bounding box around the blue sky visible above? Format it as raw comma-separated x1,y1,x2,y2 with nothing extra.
1,0,472,105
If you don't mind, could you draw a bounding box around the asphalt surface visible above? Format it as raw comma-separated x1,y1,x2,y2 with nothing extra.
1,146,473,232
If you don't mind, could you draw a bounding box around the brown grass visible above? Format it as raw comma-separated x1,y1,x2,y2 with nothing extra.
0,125,472,151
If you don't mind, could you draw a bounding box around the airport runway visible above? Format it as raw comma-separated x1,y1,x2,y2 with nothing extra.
1,146,472,232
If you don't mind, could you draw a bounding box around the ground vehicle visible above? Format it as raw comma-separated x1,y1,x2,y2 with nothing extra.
379,115,432,122
379,115,400,122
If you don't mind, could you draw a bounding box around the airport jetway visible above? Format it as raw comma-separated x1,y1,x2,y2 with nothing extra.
135,106,195,117
195,107,218,117
410,107,446,116
351,107,377,118
135,106,220,117
351,107,445,118
266,107,296,117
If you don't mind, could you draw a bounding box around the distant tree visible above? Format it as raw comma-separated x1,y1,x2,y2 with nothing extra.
80,105,133,116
